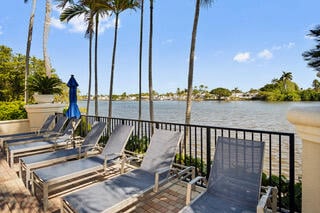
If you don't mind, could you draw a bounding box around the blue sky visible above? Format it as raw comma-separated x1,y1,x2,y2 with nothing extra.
1,0,319,95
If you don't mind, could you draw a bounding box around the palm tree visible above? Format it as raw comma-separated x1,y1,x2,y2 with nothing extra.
302,25,320,76
138,0,144,122
312,79,320,92
59,1,111,117
60,3,93,117
94,13,99,116
43,0,52,77
107,0,139,119
280,71,292,93
148,0,154,124
185,0,213,125
24,0,37,103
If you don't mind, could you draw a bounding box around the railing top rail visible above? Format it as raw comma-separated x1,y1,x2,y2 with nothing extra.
83,115,295,136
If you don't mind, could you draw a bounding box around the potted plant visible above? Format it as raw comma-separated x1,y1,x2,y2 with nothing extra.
27,72,63,103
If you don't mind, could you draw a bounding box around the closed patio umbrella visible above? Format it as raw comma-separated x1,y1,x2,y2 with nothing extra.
66,75,81,119
66,75,81,148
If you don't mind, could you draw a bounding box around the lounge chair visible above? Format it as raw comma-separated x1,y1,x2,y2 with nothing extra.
61,129,186,213
179,136,278,213
6,118,81,167
31,125,134,211
0,114,56,141
2,115,68,150
19,121,107,188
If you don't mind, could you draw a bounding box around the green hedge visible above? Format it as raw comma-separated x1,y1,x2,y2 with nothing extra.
262,173,302,212
0,101,27,121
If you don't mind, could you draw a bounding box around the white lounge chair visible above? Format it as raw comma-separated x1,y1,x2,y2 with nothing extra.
6,118,81,167
3,115,68,150
61,129,186,213
19,121,107,188
31,125,134,211
0,114,56,142
180,136,278,213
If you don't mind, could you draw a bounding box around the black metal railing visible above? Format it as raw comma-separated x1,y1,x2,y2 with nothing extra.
61,113,297,212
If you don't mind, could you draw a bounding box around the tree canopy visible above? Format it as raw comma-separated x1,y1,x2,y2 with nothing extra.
210,87,231,100
303,25,320,76
0,45,64,102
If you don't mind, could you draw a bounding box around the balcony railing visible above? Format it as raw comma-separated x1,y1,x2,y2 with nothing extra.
63,113,296,212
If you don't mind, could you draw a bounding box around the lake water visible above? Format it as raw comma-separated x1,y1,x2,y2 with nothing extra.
79,100,319,132
78,100,320,178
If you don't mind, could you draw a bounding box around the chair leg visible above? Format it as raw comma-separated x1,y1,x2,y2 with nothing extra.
10,151,14,167
31,173,35,195
271,187,278,213
153,173,159,192
26,168,31,189
186,182,192,205
43,183,49,212
19,160,22,178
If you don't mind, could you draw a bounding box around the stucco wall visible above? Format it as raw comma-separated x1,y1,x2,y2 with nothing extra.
0,119,30,135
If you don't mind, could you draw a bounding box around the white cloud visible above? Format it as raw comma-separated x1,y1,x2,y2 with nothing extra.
271,42,295,50
304,35,314,40
271,45,282,51
51,17,66,29
99,17,116,34
68,15,88,33
233,52,250,63
162,39,173,45
286,42,295,48
258,49,273,60
51,3,115,34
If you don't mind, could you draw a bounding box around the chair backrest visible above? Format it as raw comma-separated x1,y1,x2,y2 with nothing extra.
207,136,265,209
51,116,68,133
62,118,82,135
140,129,183,174
81,121,107,152
39,115,56,132
101,125,134,156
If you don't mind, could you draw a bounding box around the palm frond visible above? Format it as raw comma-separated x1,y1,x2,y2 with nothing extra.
56,0,75,9
60,5,88,22
201,0,214,7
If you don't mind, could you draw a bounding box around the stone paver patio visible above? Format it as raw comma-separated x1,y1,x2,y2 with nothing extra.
0,151,203,213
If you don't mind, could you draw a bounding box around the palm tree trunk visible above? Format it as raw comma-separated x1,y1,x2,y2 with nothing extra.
94,14,99,117
148,0,154,126
138,0,144,137
185,0,200,125
86,25,93,117
24,0,37,103
138,0,144,121
43,0,52,78
108,13,119,120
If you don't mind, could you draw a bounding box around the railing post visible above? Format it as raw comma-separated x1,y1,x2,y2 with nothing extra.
289,133,295,213
206,127,211,179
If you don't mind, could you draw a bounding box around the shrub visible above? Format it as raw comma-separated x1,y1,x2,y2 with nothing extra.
175,154,208,176
27,72,63,95
125,135,149,153
262,173,302,212
0,101,27,121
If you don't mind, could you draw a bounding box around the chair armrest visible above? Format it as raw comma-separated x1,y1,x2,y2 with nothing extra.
155,166,171,175
103,153,123,172
77,144,99,157
124,155,143,164
104,152,122,160
186,176,206,205
257,186,278,213
174,166,195,180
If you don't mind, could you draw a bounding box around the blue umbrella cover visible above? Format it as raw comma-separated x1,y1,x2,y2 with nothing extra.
66,75,81,119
